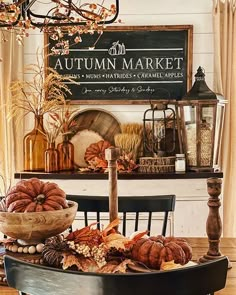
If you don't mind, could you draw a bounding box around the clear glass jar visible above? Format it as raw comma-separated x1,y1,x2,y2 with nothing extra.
175,154,186,172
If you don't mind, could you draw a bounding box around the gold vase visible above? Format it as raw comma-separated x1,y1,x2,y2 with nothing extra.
45,142,59,173
57,133,74,171
23,115,47,171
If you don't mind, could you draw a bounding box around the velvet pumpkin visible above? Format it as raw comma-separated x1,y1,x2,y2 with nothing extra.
5,178,68,213
131,235,192,269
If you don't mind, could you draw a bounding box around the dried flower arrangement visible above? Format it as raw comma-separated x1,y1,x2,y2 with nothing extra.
38,218,193,273
43,120,62,145
49,101,78,137
9,49,78,121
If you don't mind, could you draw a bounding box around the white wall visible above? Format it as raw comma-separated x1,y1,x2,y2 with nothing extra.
23,0,214,131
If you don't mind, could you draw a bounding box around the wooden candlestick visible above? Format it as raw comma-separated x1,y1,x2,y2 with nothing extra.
199,177,222,263
199,177,231,267
105,147,120,230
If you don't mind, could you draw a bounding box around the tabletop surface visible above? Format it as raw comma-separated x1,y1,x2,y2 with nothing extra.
186,237,236,295
0,237,235,295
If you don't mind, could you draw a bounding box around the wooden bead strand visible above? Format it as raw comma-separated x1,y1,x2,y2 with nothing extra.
5,242,44,255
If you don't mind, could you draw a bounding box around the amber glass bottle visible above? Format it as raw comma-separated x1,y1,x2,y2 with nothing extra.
57,133,74,171
45,142,59,173
24,115,47,171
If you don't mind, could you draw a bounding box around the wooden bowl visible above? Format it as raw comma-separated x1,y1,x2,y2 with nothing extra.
0,201,78,245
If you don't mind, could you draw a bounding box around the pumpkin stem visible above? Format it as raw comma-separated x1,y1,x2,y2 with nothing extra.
36,194,46,204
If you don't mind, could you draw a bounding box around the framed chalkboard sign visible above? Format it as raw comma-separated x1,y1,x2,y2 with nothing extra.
45,25,193,104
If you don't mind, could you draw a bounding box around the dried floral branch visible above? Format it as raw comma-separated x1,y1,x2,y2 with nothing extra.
49,101,79,135
8,49,79,122
41,120,62,144
0,1,119,56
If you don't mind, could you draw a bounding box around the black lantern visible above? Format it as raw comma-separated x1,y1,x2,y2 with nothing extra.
178,67,217,171
143,101,180,157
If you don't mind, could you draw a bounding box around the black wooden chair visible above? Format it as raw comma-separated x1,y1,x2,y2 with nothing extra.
4,255,228,295
66,194,176,236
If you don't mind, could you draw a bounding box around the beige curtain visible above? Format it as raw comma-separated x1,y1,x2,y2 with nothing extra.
213,0,236,237
0,31,24,194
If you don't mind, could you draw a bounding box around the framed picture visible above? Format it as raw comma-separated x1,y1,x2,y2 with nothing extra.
45,25,193,104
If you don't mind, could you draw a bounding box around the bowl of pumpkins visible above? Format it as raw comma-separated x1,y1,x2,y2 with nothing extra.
0,178,78,245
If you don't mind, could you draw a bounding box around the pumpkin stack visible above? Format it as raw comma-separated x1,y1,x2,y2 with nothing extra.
4,178,68,213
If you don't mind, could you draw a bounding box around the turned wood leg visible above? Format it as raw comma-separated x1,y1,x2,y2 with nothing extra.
199,177,231,268
105,147,120,231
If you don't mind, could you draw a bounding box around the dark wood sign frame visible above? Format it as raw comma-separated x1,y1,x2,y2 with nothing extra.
45,25,193,105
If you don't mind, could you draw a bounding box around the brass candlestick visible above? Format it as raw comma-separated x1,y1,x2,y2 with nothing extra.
199,177,231,268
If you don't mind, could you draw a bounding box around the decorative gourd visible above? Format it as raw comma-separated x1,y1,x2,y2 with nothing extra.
5,178,68,213
131,235,192,269
84,140,111,162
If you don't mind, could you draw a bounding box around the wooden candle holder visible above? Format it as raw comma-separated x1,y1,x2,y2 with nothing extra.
199,177,231,268
105,147,120,231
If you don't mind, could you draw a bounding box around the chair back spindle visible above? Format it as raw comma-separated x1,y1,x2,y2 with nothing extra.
66,194,176,236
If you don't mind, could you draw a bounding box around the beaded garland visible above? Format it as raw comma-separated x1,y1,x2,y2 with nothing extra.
5,242,44,255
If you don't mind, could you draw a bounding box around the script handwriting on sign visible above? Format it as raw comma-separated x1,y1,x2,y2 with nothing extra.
81,87,107,95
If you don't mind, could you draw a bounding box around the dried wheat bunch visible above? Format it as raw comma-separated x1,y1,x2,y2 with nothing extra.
114,133,142,161
121,123,143,136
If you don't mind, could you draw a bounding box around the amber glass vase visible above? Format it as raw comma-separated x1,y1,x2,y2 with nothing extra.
45,142,59,173
24,115,47,171
57,133,74,171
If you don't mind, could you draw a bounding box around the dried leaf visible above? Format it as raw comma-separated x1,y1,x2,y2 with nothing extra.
62,254,98,272
78,256,99,272
160,260,182,271
98,259,132,273
97,261,119,273
103,233,130,250
102,218,120,237
113,259,133,273
61,253,82,270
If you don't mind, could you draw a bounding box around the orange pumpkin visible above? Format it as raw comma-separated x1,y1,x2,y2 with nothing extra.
84,140,111,163
131,235,192,269
5,178,68,213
